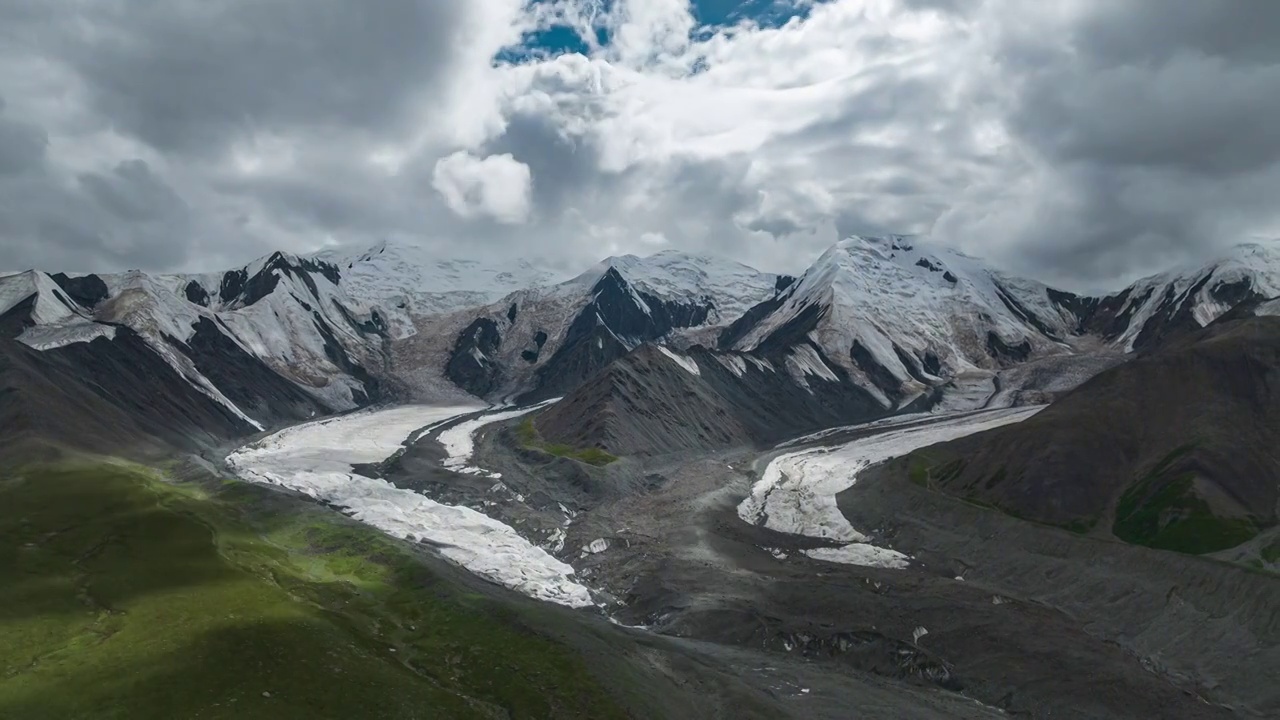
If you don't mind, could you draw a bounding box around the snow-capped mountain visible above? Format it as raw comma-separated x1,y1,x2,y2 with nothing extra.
1056,242,1280,351
1,251,387,436
719,236,1080,409
6,232,1280,458
564,249,788,325
314,240,572,337
435,250,782,402
718,236,1280,414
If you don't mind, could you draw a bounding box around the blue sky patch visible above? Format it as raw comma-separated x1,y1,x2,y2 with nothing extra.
499,1,824,63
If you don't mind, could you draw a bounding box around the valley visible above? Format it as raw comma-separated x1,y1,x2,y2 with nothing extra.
211,396,1271,718
3,235,1279,718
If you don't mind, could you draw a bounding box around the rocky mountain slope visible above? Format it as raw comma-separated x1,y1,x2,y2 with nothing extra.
905,315,1280,554
436,250,783,403
0,251,391,456
6,236,1280,458
532,238,1280,457
0,292,253,464
535,341,915,456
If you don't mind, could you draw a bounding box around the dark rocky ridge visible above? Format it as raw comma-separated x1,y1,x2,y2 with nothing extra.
217,252,343,309
911,316,1280,548
184,280,210,307
0,297,252,463
310,310,382,406
444,266,723,403
175,317,332,426
536,345,754,455
537,342,890,456
445,318,503,397
49,273,109,310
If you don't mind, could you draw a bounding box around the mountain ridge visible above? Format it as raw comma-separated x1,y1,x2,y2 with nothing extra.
5,235,1280,458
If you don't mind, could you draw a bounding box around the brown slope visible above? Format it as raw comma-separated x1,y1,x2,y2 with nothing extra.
913,316,1280,554
535,344,753,456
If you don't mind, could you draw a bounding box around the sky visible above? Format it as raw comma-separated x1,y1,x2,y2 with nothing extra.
0,0,1278,291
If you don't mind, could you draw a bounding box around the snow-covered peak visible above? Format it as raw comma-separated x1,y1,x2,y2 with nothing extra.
567,249,779,324
1102,240,1280,350
1132,241,1280,288
731,235,1077,408
0,271,87,325
314,239,571,320
97,270,206,343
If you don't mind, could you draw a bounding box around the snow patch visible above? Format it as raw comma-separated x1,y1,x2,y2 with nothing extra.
571,249,778,325
656,345,700,376
0,271,84,325
714,353,748,378
227,404,595,608
18,322,117,350
803,544,910,569
785,343,839,390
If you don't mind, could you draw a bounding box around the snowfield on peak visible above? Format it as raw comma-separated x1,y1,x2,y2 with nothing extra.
1101,241,1280,351
227,404,596,608
569,249,781,325
0,271,85,325
313,240,573,332
728,235,1078,408
741,236,1070,353
0,271,121,351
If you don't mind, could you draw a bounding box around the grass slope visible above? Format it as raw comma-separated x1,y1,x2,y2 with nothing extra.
0,459,625,720
1114,446,1261,554
517,418,617,467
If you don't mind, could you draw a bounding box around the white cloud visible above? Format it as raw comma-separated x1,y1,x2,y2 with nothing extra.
432,151,533,224
3,0,1279,287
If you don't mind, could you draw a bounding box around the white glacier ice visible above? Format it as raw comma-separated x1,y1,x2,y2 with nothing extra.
741,406,1043,568
227,404,596,608
438,399,559,478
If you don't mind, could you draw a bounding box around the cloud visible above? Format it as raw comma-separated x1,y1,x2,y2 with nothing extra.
0,100,48,176
432,151,533,224
0,0,1277,290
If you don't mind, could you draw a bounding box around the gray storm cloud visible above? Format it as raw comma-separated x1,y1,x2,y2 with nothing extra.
0,0,1276,290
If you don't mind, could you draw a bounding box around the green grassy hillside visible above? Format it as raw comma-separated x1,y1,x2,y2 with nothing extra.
0,459,625,720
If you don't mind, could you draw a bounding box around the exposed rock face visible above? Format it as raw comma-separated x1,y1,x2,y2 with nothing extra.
428,251,782,404
535,345,754,456
445,318,503,397
49,273,109,310
178,317,332,425
0,296,253,462
913,316,1280,552
536,342,890,456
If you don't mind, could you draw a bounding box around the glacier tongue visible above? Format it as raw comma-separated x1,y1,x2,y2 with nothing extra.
439,399,560,478
741,406,1044,568
228,404,596,609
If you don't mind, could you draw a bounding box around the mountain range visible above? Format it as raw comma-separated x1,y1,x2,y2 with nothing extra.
5,236,1280,462
5,235,1280,719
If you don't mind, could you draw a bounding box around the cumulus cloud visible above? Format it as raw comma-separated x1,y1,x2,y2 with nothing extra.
0,0,1277,289
432,152,533,224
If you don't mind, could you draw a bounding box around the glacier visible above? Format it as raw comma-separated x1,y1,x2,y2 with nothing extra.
227,404,596,608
